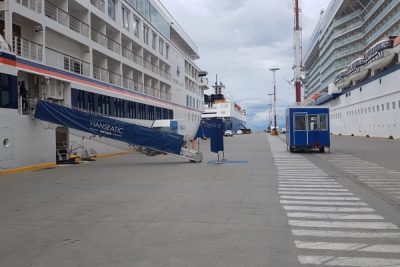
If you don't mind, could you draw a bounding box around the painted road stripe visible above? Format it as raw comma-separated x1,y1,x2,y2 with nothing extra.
280,200,368,206
279,188,349,192
279,184,343,188
279,179,335,181
298,255,400,266
281,196,360,201
279,191,353,196
288,220,398,229
283,206,375,212
296,241,400,253
279,181,339,185
292,229,400,238
287,213,383,220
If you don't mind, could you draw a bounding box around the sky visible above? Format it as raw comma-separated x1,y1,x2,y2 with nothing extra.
162,0,331,130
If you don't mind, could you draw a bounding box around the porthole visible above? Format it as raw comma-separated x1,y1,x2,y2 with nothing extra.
3,138,10,148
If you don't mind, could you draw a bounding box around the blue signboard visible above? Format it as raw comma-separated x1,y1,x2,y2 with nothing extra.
34,100,184,155
209,118,224,153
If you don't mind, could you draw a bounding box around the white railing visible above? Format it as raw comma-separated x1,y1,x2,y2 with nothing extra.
45,1,89,38
159,69,171,80
91,28,120,54
90,0,105,12
93,65,109,83
109,71,122,86
15,0,42,13
46,48,90,77
123,77,135,91
122,46,142,66
135,82,144,93
144,85,155,97
13,36,43,62
144,59,158,75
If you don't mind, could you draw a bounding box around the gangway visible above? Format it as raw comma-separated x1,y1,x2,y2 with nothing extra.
33,100,203,163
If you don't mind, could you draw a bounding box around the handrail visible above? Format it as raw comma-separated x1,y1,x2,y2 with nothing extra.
12,36,43,62
122,46,142,66
143,58,159,75
15,0,42,14
45,1,89,38
91,28,121,54
93,65,122,86
46,47,90,77
90,0,105,12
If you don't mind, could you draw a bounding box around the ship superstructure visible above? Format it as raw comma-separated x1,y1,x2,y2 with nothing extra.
301,0,400,139
0,0,208,169
303,0,400,100
201,81,246,133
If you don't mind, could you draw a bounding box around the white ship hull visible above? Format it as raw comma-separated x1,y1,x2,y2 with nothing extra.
321,64,400,138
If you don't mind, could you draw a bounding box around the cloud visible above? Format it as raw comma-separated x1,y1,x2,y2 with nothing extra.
162,0,331,130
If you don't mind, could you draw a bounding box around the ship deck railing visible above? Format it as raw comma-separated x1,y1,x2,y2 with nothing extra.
12,36,43,62
90,0,105,12
46,47,90,77
15,0,42,14
45,1,89,38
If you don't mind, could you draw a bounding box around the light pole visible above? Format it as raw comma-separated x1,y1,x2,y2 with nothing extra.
269,67,279,135
268,93,273,132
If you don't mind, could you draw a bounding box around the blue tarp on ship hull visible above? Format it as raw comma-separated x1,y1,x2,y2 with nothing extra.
34,100,184,155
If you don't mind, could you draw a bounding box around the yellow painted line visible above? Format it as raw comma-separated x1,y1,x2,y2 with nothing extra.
0,162,56,176
96,150,133,159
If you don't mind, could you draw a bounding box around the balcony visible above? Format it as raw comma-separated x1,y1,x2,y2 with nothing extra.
93,65,121,86
122,46,142,66
91,28,121,54
143,59,159,75
12,36,43,62
123,77,135,91
90,0,105,12
46,48,90,77
15,0,42,14
45,1,89,38
160,91,171,101
159,69,171,80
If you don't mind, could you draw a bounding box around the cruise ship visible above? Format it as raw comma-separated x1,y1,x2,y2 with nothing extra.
0,0,208,170
200,80,246,134
303,0,400,138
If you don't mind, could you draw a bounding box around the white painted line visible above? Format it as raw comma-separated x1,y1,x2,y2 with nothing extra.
298,255,400,266
279,181,339,185
279,188,349,192
292,229,400,238
296,241,400,253
287,213,383,220
280,200,368,206
283,206,375,212
279,191,353,196
281,196,360,201
289,220,398,229
279,184,343,188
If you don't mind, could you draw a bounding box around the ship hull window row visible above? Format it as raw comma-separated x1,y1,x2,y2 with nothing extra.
71,89,173,120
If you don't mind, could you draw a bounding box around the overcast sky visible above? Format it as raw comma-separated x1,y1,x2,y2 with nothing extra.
162,0,331,130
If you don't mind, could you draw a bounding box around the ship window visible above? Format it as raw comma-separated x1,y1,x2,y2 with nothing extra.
373,106,375,112
152,32,157,50
108,0,116,20
294,114,306,131
382,104,384,111
122,6,130,30
143,25,149,45
159,38,164,56
387,103,390,110
166,45,169,59
368,107,371,113
133,17,140,37
377,105,379,111
393,102,395,110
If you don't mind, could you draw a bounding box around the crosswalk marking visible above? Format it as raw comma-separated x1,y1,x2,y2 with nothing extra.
292,229,400,238
269,136,400,266
287,213,383,220
283,206,375,212
288,220,398,229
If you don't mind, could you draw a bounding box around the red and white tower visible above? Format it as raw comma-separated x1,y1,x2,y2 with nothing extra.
293,0,302,105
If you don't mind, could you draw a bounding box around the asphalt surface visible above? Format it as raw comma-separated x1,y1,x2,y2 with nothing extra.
1,133,400,266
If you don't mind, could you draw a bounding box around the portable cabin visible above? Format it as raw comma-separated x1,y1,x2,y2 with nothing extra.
286,107,330,152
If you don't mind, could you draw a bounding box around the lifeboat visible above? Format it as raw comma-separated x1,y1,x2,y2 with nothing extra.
347,57,369,85
334,69,351,89
365,38,395,74
393,36,400,54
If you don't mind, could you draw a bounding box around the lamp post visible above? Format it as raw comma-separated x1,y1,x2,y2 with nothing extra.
269,67,279,135
268,93,273,132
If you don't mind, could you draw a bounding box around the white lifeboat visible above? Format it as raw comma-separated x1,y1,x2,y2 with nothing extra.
393,36,400,55
347,57,369,85
334,69,351,89
365,38,395,74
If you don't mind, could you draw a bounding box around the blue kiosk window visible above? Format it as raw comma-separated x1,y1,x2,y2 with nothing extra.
294,115,306,130
320,114,328,131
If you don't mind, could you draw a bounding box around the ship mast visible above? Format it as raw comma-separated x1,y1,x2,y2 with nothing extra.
293,0,302,105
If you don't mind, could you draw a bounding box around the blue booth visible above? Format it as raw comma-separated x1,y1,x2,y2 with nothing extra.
286,107,330,152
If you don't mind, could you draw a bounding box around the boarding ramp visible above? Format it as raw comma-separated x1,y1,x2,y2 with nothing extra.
34,100,203,162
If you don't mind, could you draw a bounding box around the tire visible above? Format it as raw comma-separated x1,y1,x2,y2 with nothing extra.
289,146,294,152
319,146,325,153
